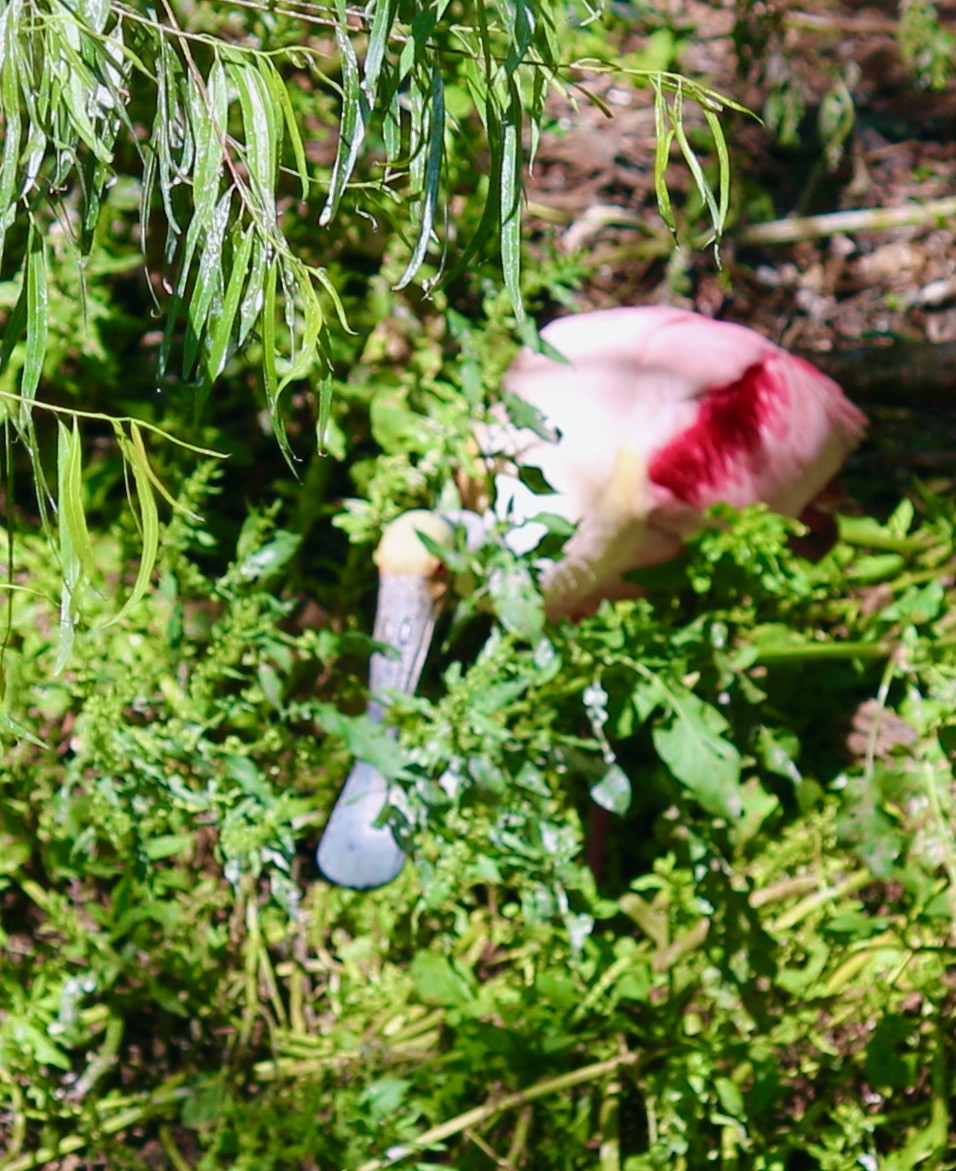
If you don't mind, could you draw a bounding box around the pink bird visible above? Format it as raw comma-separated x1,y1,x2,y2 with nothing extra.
317,306,866,889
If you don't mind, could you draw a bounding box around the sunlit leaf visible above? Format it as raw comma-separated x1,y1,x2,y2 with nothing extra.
500,77,524,322
105,424,161,627
652,688,742,818
318,27,367,226
22,227,48,406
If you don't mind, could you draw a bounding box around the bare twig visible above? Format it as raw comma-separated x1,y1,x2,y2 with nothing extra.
738,198,956,246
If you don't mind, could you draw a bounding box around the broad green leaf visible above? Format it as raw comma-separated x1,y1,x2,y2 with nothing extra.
410,952,475,1009
652,687,742,818
489,562,544,641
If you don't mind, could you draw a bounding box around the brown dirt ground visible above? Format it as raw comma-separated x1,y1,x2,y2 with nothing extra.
524,1,956,500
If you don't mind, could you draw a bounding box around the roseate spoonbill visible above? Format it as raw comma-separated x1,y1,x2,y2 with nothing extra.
317,306,866,889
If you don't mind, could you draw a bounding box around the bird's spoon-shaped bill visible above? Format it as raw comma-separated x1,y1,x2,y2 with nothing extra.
316,513,455,889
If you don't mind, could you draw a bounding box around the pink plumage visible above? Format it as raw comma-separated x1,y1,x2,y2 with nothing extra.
495,307,866,617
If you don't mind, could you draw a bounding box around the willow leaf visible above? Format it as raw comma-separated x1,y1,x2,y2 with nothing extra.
262,259,278,404
127,420,199,519
277,271,323,393
22,229,48,405
104,426,160,628
395,65,444,290
438,92,502,287
206,222,256,382
702,104,730,237
267,64,309,200
0,25,21,266
239,235,270,346
311,265,350,333
319,28,367,226
315,376,333,455
183,188,232,380
653,80,677,234
58,420,96,583
55,424,81,673
230,53,278,224
500,78,524,322
670,89,720,240
0,279,27,381
363,0,397,101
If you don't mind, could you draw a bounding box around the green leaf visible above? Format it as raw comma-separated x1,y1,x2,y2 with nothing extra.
22,227,48,405
104,423,160,627
500,77,524,322
489,563,544,641
315,375,334,455
363,0,398,101
205,222,256,383
652,687,742,818
394,64,445,291
410,952,475,1008
652,80,677,235
591,764,632,815
58,420,96,584
319,28,367,227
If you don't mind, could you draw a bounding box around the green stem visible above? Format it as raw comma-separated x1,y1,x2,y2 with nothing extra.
753,640,891,664
0,1086,188,1171
356,1052,639,1171
768,870,872,933
837,517,929,554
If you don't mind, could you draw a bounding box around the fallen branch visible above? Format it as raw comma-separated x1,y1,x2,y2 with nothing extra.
738,197,956,246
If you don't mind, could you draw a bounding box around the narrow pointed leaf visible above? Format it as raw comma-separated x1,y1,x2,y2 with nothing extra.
105,426,160,627
319,28,367,226
206,222,256,382
394,65,445,290
500,79,524,322
22,229,48,405
59,420,96,582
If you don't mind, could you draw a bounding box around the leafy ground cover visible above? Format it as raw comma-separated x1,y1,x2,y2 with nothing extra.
2,476,954,1168
2,1,956,1169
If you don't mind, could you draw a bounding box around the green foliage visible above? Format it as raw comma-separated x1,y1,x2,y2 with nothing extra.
0,0,742,624
898,0,955,90
2,5,955,1169
1,471,954,1168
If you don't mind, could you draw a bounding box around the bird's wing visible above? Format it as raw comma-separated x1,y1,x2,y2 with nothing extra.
646,348,866,521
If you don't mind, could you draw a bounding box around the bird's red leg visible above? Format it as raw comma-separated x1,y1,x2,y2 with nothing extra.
586,804,612,883
789,477,848,561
